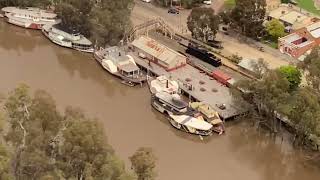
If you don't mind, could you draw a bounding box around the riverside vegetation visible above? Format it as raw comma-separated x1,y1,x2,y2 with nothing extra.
0,85,157,180
232,48,320,149
0,0,133,46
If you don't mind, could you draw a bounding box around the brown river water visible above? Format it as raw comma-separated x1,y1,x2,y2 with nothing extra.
1,20,320,180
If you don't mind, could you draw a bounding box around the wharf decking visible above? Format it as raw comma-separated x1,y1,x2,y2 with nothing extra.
128,51,246,120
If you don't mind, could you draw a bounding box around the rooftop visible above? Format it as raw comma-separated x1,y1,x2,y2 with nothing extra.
279,32,314,48
118,62,139,73
51,24,92,45
238,59,259,73
307,21,320,38
268,6,289,19
156,92,188,109
267,4,314,28
131,51,245,119
53,23,80,36
281,33,302,43
170,115,212,130
2,6,57,18
279,11,308,25
100,46,131,64
131,36,185,65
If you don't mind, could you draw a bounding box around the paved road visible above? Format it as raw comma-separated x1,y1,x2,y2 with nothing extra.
131,0,291,69
131,0,190,34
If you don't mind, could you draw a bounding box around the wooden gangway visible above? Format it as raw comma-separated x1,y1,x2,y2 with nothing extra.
124,17,175,43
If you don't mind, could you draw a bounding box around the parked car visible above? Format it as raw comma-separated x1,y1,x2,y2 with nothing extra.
141,0,151,2
168,7,179,14
203,0,212,5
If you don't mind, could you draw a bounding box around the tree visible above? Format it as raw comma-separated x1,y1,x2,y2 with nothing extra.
3,85,137,179
278,65,301,90
286,87,320,143
299,47,320,90
90,0,133,46
187,7,220,42
230,0,266,38
130,147,157,180
55,0,93,37
232,68,291,131
266,19,285,40
0,112,13,180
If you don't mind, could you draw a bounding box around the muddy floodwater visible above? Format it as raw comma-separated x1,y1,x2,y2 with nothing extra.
1,21,320,180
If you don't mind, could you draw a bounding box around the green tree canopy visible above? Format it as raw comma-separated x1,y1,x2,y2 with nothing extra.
278,65,302,90
187,7,220,42
0,0,133,46
230,0,266,38
0,112,13,180
130,147,157,180
232,62,320,145
299,47,320,90
2,85,137,179
266,19,285,40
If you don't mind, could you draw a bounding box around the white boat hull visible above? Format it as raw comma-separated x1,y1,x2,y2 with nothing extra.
151,98,212,136
42,26,93,53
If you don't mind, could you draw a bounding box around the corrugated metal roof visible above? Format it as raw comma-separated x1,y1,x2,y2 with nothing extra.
307,21,320,38
132,36,185,65
237,59,257,73
280,11,307,25
280,33,301,43
268,6,288,19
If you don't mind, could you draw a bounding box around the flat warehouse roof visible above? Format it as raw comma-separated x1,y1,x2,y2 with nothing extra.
132,36,185,65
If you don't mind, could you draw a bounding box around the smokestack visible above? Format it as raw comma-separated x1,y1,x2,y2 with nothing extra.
166,79,169,88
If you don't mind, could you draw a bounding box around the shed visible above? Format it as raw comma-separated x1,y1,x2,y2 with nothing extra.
131,36,187,71
211,70,231,85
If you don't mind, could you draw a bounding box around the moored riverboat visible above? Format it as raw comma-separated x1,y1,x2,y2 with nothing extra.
2,7,59,29
148,75,179,94
42,23,94,53
151,92,212,135
151,92,189,116
190,102,225,135
168,114,213,136
94,46,146,85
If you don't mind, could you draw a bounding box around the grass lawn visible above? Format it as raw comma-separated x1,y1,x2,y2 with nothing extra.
224,0,235,9
296,0,320,15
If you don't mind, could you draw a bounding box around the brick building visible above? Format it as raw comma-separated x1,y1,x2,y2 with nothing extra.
278,21,320,58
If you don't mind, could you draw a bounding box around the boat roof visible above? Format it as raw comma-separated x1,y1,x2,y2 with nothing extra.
53,23,80,35
2,7,57,18
190,102,222,123
210,119,222,125
118,62,139,73
170,115,213,130
150,75,179,93
156,92,187,109
51,24,92,45
99,46,133,64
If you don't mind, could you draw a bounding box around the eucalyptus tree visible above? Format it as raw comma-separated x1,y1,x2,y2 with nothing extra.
3,85,137,179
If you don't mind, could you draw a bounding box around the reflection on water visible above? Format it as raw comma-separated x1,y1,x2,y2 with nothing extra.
0,20,319,180
0,21,44,52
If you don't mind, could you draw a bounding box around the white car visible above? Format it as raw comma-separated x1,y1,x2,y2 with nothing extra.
203,0,212,5
142,0,151,2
